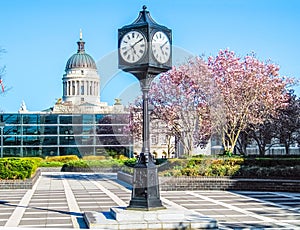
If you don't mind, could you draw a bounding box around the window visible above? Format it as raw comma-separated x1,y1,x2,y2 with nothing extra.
81,84,84,95
151,135,158,145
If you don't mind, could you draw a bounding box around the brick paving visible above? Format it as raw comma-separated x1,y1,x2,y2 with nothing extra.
0,172,299,229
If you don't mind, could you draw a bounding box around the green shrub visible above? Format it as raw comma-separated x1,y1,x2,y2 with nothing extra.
24,157,43,164
85,159,123,168
45,155,79,163
181,165,200,176
158,158,189,172
122,158,137,167
82,155,107,161
160,168,182,177
62,159,124,168
63,159,89,168
39,161,65,167
244,158,300,167
235,165,300,179
204,164,240,177
0,158,39,180
187,157,205,167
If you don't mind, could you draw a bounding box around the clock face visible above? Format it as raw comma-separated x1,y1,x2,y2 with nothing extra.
151,31,171,64
120,31,147,63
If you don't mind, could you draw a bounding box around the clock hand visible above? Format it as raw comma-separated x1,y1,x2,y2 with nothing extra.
132,38,144,47
160,41,168,49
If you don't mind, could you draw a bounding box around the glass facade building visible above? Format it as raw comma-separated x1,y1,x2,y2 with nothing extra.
0,113,133,157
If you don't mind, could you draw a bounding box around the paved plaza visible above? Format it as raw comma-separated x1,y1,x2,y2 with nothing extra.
0,172,299,229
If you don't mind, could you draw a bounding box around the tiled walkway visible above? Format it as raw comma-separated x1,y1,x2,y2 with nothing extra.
0,172,299,229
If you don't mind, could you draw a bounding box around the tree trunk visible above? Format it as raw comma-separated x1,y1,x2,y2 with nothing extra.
284,142,290,155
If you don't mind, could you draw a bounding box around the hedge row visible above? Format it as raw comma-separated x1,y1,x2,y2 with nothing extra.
0,158,40,180
158,157,300,179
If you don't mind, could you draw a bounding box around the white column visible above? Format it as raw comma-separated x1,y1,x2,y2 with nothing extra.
72,81,75,95
81,81,84,95
68,81,71,96
76,81,80,95
89,81,92,96
86,81,89,95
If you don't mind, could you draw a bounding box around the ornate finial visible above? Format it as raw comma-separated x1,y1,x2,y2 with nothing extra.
18,100,28,113
142,5,147,11
77,29,85,53
114,98,122,105
80,29,83,40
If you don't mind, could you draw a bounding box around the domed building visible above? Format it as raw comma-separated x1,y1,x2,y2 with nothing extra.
0,31,131,158
53,31,123,114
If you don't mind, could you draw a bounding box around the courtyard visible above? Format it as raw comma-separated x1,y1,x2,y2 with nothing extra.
0,172,299,229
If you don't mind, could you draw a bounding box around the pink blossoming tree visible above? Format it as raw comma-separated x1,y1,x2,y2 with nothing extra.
208,49,292,155
127,49,292,156
127,57,214,156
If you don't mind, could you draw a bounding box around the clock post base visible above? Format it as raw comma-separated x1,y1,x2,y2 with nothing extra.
127,152,165,210
84,207,218,229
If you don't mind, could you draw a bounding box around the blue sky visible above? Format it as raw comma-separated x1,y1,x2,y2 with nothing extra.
0,0,299,112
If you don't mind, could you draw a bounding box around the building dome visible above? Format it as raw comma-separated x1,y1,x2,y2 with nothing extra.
66,53,97,70
65,31,97,71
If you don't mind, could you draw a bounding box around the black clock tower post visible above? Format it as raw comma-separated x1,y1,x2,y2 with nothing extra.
118,6,172,210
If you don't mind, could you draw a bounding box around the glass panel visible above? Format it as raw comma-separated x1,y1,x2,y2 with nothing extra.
2,114,21,124
23,126,40,135
97,114,129,124
59,147,79,156
110,124,126,135
59,115,73,124
82,126,93,134
42,126,58,135
42,114,58,124
23,136,40,145
97,125,115,134
72,126,82,135
41,136,57,145
82,114,95,124
75,135,94,145
3,147,22,157
3,136,20,146
42,147,58,156
23,147,42,157
3,126,20,135
22,114,40,124
59,135,76,145
95,114,104,122
77,146,95,156
59,126,74,135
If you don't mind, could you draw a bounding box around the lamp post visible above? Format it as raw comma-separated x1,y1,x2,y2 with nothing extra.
0,122,5,158
118,6,172,210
